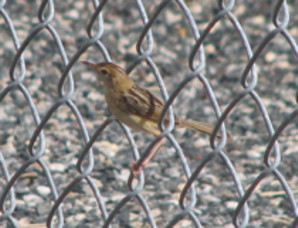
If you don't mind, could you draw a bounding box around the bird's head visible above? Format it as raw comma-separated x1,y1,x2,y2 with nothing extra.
81,61,133,92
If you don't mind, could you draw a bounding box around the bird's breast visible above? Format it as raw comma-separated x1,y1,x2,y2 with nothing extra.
105,93,122,114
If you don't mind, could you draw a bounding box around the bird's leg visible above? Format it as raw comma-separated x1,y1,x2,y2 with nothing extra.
131,138,165,176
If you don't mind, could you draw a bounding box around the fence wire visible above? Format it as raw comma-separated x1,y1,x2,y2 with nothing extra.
0,0,297,227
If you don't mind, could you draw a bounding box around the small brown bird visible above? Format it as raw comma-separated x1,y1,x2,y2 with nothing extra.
82,61,230,175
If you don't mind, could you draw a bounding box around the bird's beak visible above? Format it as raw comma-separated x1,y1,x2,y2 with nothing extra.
81,60,96,69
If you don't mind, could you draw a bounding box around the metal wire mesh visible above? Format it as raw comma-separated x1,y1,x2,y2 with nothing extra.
0,0,297,227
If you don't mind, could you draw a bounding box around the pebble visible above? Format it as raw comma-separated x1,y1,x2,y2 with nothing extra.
23,194,43,207
37,203,49,215
49,163,67,173
93,141,119,158
225,200,238,210
36,185,51,197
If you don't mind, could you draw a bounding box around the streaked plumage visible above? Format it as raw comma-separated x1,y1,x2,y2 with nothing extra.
82,61,227,140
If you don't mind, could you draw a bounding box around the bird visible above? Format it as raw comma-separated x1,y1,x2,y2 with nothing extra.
82,61,231,175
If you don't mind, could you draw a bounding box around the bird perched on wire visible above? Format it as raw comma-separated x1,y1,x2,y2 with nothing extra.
82,61,231,175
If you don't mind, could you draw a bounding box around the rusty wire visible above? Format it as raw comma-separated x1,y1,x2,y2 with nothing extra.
0,0,297,227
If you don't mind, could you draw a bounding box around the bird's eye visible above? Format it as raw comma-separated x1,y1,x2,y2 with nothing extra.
100,68,108,76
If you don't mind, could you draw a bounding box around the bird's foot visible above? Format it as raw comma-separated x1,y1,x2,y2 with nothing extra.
130,161,146,177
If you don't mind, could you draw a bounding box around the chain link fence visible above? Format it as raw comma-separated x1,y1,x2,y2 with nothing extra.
0,0,297,227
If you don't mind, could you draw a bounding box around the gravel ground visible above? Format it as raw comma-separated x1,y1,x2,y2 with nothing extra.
0,1,297,227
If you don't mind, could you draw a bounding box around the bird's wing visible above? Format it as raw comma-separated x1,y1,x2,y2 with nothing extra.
119,84,168,123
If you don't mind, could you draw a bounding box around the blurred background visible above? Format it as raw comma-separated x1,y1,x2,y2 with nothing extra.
0,1,297,227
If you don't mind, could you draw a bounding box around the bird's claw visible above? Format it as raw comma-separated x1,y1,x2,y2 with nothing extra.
130,161,145,177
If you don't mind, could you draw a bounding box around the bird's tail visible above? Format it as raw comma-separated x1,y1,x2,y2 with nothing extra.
177,119,232,142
